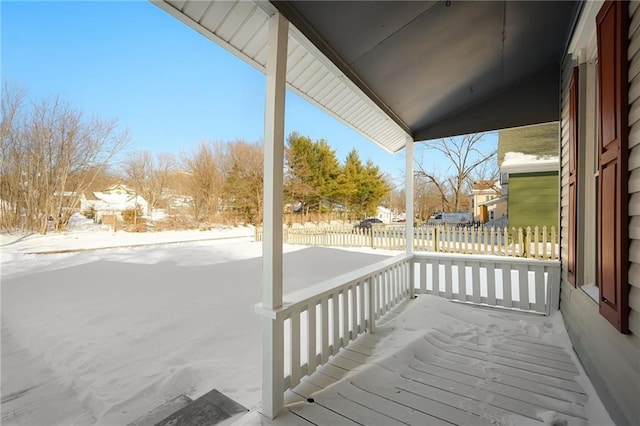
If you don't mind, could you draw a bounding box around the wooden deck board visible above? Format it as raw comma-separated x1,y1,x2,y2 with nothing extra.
335,348,369,364
301,371,338,389
351,366,495,426
434,327,576,365
311,382,407,426
343,341,376,356
400,365,586,420
327,354,363,371
491,341,575,363
421,335,583,386
492,349,579,373
409,359,588,406
426,345,585,394
288,401,361,426
330,380,453,426
234,298,600,426
314,363,348,380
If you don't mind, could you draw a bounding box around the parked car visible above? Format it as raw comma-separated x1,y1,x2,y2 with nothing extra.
353,217,383,232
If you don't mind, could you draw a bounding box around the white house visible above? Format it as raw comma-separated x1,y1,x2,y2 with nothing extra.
80,184,148,223
375,206,393,224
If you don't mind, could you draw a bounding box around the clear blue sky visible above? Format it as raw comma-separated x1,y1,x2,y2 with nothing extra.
2,1,496,186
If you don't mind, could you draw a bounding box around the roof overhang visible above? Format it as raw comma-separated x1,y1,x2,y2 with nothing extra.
479,195,507,207
153,0,582,153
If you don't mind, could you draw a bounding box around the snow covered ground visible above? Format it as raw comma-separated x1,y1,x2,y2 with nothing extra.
1,215,612,425
1,216,393,425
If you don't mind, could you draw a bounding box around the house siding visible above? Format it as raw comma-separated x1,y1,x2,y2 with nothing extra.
498,122,559,165
627,0,640,336
560,2,640,425
507,171,558,231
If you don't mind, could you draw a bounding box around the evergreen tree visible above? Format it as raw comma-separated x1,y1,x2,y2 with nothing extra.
310,139,341,216
271,132,392,223
285,132,341,220
285,132,315,218
339,150,390,219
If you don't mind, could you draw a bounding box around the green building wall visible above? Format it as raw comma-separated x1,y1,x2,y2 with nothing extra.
498,122,559,165
508,171,559,231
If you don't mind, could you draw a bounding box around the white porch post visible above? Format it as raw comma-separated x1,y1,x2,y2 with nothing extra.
261,12,288,420
405,136,415,254
405,136,415,297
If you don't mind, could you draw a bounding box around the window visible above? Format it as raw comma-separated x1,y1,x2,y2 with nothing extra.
581,59,600,301
569,0,630,333
500,172,509,185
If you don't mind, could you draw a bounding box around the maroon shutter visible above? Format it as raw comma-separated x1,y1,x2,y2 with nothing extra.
597,0,630,333
568,67,579,286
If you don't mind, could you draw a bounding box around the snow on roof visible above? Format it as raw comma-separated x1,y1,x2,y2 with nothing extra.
83,191,148,214
103,183,136,194
501,152,559,174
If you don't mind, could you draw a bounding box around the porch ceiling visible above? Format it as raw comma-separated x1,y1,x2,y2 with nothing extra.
153,0,580,152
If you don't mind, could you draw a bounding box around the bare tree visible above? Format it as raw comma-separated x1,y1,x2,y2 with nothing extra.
181,141,225,224
0,84,26,230
414,176,442,221
122,150,176,218
223,140,264,225
415,133,496,212
0,84,129,233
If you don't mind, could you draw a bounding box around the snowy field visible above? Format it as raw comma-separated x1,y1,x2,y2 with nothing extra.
1,216,393,425
1,215,612,425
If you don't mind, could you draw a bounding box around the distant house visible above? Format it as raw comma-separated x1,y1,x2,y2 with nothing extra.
498,122,559,231
375,206,393,224
470,180,506,224
80,184,148,223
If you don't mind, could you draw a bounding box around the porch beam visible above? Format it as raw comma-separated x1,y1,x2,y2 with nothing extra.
261,12,288,420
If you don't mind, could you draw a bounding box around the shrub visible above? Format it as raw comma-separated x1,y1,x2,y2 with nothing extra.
122,205,145,225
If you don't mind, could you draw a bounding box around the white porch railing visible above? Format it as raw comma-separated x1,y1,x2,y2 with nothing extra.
254,254,414,395
413,252,561,316
255,225,560,260
254,253,560,417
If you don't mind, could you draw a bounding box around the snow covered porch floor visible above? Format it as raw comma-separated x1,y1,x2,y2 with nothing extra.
238,296,611,426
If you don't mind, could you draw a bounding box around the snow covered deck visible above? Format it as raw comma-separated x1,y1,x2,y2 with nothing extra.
240,296,610,426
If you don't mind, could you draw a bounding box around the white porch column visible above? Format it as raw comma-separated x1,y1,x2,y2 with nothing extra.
405,136,414,254
405,136,415,298
261,12,288,420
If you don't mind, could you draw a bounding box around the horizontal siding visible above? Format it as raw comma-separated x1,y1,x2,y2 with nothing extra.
560,4,640,425
628,0,640,343
559,57,573,286
630,193,640,216
630,216,640,240
630,310,640,335
629,118,640,149
508,172,559,230
561,284,640,426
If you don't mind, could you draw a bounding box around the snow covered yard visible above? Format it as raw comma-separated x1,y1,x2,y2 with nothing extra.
1,223,392,425
1,217,613,425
